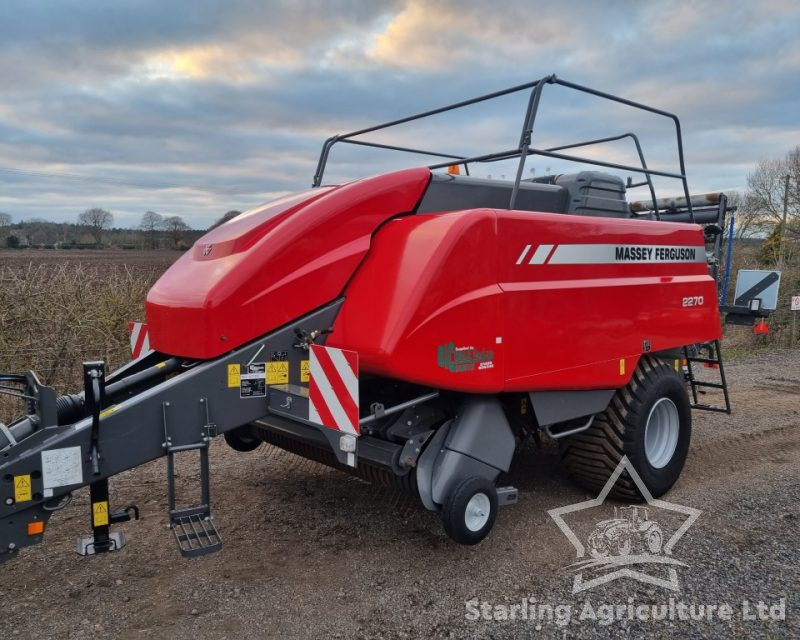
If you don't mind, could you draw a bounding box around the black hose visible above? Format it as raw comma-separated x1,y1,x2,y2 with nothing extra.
0,358,182,451
57,394,84,425
105,358,181,399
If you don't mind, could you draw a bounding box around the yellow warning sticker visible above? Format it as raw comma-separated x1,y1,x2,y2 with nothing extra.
14,475,32,503
227,364,241,388
92,501,109,527
674,358,680,372
155,361,167,369
267,361,289,385
619,358,626,376
300,360,310,383
99,405,118,420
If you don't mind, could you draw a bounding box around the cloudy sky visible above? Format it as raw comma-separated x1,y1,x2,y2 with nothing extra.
1,0,798,229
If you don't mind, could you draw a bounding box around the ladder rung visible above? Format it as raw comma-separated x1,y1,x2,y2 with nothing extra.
691,381,726,389
167,442,208,453
684,339,731,414
691,403,731,413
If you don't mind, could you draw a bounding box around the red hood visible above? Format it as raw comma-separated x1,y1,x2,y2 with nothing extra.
146,168,431,359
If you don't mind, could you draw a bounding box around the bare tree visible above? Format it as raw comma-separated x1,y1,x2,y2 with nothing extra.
733,191,772,240
744,147,800,267
745,147,799,225
0,212,11,227
161,215,190,249
78,208,113,246
140,211,163,249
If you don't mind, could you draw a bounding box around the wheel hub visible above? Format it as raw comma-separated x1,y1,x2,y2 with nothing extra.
644,397,680,469
464,493,491,532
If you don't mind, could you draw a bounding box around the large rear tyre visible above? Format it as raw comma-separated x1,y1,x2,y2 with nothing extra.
441,477,498,545
560,356,691,500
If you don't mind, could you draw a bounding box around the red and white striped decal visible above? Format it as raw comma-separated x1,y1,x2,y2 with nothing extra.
308,344,359,435
128,322,154,359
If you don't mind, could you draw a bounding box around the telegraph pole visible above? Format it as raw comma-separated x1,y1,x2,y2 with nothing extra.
778,173,789,269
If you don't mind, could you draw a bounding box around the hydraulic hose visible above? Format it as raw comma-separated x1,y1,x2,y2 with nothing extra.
105,358,180,399
0,358,181,451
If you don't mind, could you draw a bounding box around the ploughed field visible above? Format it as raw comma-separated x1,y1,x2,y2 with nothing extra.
0,249,181,400
0,250,797,639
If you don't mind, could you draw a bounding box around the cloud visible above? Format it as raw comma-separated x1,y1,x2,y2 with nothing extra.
0,0,798,228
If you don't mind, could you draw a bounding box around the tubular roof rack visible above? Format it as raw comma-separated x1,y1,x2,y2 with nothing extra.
312,74,695,223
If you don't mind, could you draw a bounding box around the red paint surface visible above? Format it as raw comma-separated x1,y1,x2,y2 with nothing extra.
146,168,431,358
147,167,720,393
329,209,720,391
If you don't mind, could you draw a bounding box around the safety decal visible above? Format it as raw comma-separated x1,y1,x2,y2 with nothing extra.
308,345,359,435
41,446,83,489
300,360,310,383
128,322,154,359
99,405,118,420
240,363,267,398
92,501,109,527
267,361,289,385
13,475,32,503
227,364,241,388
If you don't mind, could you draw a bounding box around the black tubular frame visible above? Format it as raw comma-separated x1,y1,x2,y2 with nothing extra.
311,74,694,222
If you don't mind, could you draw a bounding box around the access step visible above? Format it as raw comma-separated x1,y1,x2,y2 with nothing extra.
170,507,222,558
682,340,731,414
164,399,222,557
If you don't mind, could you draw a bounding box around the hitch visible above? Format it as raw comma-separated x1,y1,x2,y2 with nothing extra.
0,303,341,563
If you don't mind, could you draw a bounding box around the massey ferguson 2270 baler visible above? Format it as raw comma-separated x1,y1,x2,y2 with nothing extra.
0,75,735,561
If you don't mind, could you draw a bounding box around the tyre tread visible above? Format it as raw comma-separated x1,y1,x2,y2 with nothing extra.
559,357,684,500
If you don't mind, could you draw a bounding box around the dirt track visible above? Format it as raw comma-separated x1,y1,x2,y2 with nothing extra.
2,349,798,639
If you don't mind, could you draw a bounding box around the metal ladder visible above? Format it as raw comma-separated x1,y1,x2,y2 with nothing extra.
682,340,731,414
163,399,223,557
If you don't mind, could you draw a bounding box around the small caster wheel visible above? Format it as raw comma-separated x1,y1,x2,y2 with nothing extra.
224,427,261,452
441,476,498,545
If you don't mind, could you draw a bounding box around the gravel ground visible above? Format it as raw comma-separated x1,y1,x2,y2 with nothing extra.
1,348,798,639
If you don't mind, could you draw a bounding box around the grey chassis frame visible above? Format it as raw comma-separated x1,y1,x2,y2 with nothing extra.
0,302,344,561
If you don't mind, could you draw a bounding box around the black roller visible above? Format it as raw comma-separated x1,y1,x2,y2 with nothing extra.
258,427,418,495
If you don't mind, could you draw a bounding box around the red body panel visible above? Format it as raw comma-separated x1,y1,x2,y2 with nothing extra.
328,208,721,392
146,168,431,359
328,210,505,391
147,166,720,393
